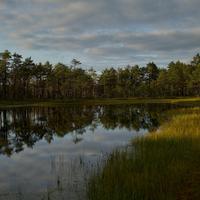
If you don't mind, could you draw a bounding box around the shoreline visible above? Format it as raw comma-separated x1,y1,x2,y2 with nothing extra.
0,97,200,108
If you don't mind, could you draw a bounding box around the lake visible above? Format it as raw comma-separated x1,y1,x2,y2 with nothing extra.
0,103,182,200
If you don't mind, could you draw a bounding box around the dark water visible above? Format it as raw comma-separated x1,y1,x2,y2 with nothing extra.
0,103,180,200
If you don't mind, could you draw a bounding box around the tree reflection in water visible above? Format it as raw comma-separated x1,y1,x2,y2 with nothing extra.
0,104,181,200
0,104,174,157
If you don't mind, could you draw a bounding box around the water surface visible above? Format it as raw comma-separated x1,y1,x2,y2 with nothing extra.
0,103,180,200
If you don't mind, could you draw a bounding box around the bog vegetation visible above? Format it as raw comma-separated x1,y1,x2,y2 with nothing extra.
87,107,200,200
0,50,200,99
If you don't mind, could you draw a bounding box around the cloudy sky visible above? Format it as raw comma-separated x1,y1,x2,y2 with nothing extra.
0,0,200,70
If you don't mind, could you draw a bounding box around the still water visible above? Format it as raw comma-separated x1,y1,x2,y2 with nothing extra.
0,104,179,200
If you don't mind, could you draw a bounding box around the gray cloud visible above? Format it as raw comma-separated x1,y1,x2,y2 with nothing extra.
0,0,200,68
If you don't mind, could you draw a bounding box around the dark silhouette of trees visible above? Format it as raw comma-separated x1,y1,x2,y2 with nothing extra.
0,50,11,98
0,50,200,99
71,58,82,68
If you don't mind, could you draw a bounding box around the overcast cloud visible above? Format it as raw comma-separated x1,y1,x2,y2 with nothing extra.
0,0,200,69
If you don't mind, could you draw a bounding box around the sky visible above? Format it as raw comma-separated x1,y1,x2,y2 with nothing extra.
0,0,200,70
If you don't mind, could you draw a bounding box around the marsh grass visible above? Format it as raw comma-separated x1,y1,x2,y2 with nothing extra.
87,108,200,200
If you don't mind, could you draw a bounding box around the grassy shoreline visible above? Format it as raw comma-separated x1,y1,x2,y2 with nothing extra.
87,107,200,200
0,97,200,108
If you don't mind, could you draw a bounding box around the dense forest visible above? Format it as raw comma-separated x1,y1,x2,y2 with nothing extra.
0,50,200,99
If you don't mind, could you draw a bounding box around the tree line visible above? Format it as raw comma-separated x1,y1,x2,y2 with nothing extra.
0,50,200,99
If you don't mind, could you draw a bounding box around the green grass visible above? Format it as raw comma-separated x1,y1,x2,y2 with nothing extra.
87,107,200,200
1,97,200,108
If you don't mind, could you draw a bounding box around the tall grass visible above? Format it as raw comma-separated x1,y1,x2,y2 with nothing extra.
87,108,200,200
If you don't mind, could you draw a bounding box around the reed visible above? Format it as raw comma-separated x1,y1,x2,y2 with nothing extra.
87,107,200,200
